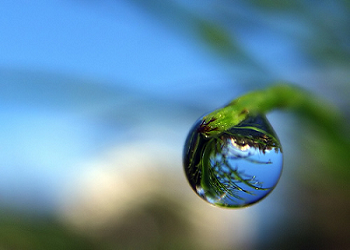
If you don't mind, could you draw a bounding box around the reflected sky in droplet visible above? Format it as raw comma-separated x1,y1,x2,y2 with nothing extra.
183,114,283,208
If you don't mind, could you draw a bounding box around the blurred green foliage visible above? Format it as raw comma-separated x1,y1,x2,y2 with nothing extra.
0,211,95,250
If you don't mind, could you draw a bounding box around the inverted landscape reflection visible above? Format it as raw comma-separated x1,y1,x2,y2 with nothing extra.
184,114,283,207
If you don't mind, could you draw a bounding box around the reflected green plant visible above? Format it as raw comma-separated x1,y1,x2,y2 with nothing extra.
184,112,283,207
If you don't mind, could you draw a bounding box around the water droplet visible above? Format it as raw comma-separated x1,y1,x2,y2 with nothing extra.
183,114,283,208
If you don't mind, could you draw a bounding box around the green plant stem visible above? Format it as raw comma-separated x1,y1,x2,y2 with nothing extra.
202,84,344,138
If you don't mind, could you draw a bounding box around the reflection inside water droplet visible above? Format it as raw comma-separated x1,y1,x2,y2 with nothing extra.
183,114,283,208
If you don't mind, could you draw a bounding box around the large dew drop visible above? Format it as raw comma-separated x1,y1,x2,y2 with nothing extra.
183,114,283,208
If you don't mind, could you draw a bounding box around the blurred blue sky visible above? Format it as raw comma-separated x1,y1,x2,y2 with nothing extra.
0,1,236,211
0,1,349,246
0,1,235,96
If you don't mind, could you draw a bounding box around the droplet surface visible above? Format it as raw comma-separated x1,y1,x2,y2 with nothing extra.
183,114,283,208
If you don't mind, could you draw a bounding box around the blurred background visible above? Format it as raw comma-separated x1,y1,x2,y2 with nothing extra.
1,1,350,249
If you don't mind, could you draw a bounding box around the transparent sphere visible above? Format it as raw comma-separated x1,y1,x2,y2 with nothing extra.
183,114,283,208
